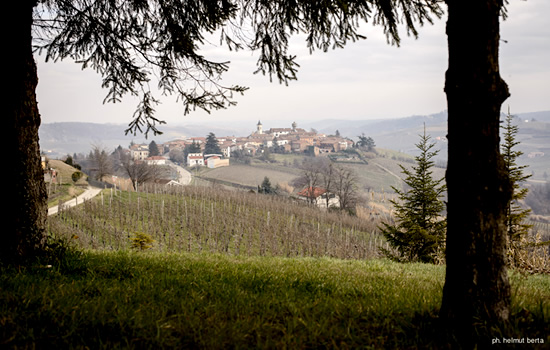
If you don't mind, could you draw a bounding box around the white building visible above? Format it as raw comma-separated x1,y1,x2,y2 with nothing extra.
131,146,149,161
187,153,204,167
145,156,167,165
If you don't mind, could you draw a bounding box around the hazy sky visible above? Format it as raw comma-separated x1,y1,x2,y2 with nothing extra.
36,0,550,127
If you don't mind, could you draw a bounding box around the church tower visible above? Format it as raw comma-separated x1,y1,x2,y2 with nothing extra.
257,120,263,134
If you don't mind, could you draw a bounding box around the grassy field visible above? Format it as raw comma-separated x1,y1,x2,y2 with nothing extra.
197,150,418,194
198,164,298,190
21,152,548,348
1,250,548,349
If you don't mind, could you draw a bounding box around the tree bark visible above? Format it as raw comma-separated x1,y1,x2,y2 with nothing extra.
441,0,513,343
3,1,48,264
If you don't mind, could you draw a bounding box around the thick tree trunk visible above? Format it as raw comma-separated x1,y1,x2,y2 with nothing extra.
3,1,48,264
441,0,513,344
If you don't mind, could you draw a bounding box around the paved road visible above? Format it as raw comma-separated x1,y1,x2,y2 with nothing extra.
169,161,192,185
48,162,191,216
48,186,103,216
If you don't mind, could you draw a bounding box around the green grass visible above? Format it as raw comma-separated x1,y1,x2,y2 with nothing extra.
1,249,548,349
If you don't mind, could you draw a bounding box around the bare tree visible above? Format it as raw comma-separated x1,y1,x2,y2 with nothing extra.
6,0,518,340
123,161,160,190
294,158,358,212
89,145,113,181
333,165,359,214
320,161,335,208
120,152,163,190
293,158,325,205
169,148,185,165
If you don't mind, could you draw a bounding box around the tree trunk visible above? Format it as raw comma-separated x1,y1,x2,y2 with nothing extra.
3,1,48,264
441,0,513,343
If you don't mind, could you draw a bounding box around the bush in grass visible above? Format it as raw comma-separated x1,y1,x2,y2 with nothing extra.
71,171,83,183
131,232,155,251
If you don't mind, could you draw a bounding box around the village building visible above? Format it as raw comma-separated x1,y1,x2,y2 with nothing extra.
161,120,353,169
144,156,167,165
297,186,339,208
219,141,234,158
187,153,205,167
154,179,183,187
164,139,187,151
130,145,149,161
188,137,206,144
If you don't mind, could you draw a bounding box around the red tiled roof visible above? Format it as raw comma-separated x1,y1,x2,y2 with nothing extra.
297,187,327,198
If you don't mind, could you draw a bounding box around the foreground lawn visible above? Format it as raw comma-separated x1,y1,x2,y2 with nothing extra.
1,250,548,349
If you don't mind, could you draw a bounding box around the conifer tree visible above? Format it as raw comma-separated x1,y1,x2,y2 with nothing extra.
183,141,202,161
149,140,160,157
501,109,532,266
259,176,275,194
380,127,446,263
9,0,518,336
204,133,222,155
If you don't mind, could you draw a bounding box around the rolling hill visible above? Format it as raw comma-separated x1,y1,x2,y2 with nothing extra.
39,110,549,182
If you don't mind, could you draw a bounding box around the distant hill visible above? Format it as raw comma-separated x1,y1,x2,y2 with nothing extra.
309,110,550,159
39,122,253,158
39,111,550,182
311,110,550,147
311,111,449,156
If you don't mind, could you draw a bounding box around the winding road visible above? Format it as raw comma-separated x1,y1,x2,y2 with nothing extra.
48,162,192,216
48,186,103,216
169,161,192,185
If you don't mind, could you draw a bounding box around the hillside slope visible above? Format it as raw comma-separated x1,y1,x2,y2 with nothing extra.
197,151,446,196
47,159,87,185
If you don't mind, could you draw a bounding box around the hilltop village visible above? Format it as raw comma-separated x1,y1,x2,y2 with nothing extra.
130,121,354,169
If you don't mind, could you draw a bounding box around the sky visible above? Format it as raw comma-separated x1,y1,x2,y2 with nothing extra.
35,0,550,128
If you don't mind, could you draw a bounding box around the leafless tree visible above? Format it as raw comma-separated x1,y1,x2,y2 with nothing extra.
294,158,358,212
169,148,185,165
121,155,163,190
89,144,113,181
292,158,325,205
333,165,359,213
319,160,336,208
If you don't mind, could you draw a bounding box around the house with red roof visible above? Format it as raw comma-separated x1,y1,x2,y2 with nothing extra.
297,186,339,208
187,153,204,167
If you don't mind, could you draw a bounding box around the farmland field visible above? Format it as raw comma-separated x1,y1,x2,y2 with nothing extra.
49,185,386,260
197,150,426,194
198,164,299,190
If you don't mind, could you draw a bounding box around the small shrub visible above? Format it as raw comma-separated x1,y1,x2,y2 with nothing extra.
71,171,83,183
131,232,155,251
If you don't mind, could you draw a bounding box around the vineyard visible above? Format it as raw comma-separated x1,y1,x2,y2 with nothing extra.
48,185,388,260
519,219,550,273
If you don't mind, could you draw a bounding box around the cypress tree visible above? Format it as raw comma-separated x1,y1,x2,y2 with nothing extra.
380,127,446,263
